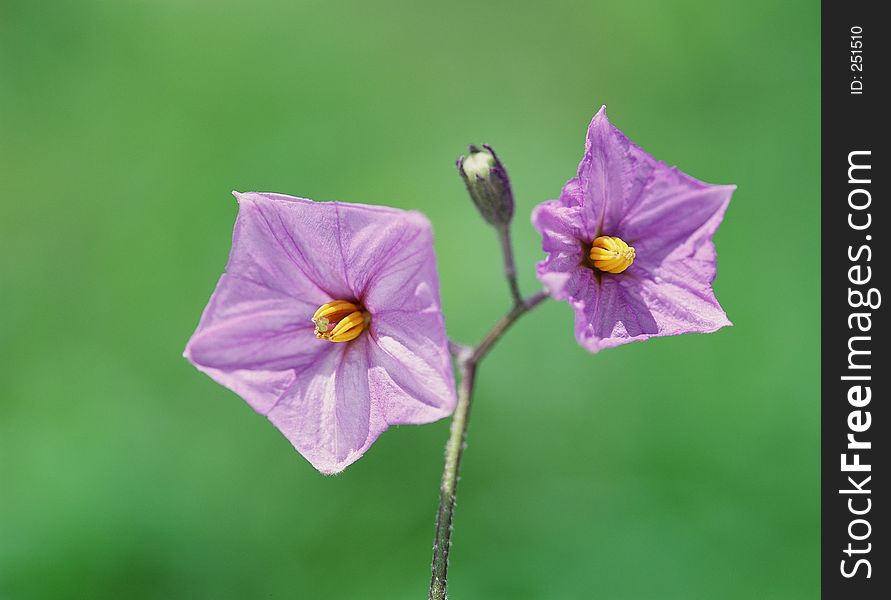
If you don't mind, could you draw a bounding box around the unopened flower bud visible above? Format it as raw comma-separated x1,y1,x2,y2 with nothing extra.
456,144,514,227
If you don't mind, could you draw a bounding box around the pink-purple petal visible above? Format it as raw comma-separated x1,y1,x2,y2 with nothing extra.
330,205,439,313
190,365,296,416
367,310,456,423
622,176,734,274
230,192,351,302
185,274,326,372
576,108,633,239
639,253,732,335
531,199,586,255
266,341,382,474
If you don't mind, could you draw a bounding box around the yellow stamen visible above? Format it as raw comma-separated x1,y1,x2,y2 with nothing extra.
311,300,370,342
590,236,636,274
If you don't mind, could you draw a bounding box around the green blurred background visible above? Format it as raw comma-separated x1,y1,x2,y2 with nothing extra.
1,0,818,598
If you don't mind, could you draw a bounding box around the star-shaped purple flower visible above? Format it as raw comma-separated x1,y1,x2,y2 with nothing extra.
184,192,457,474
532,106,734,352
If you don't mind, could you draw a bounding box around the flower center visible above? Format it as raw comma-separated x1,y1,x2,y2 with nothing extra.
311,300,370,343
589,236,636,274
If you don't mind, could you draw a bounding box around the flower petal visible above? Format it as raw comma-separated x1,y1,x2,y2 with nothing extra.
568,272,660,351
185,273,327,372
366,310,457,423
638,246,732,337
261,309,457,474
563,255,730,352
266,340,384,474
531,199,586,255
326,204,441,313
619,172,734,274
229,192,352,302
573,106,657,240
187,365,296,416
531,199,588,300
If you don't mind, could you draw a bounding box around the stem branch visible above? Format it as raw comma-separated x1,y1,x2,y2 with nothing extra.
428,289,548,600
497,225,524,308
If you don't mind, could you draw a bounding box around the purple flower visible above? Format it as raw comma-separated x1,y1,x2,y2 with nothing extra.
184,192,457,474
532,106,734,353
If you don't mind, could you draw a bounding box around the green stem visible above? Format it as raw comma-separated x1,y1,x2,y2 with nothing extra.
497,225,524,307
428,290,548,600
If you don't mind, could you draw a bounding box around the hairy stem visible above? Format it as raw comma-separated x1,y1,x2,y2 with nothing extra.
428,359,475,600
429,290,548,600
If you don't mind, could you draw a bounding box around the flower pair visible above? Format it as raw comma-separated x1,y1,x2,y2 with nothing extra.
184,107,734,473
